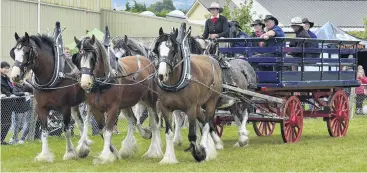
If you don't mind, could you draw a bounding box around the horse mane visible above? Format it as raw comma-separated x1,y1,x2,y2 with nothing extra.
93,38,117,77
188,36,203,54
113,37,148,57
17,34,55,56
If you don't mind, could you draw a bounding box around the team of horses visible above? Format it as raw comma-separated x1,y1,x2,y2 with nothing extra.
9,22,256,164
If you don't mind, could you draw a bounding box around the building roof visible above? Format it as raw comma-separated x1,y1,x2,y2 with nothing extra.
140,11,157,17
197,0,237,9
257,0,366,28
167,10,187,19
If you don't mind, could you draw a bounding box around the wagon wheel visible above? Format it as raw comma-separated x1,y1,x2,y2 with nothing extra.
280,96,304,143
253,121,275,136
326,90,349,137
213,116,223,137
252,104,276,136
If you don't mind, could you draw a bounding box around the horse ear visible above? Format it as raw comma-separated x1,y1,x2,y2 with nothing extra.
24,32,29,42
174,28,178,38
159,27,164,36
124,35,128,43
14,32,20,41
90,35,96,45
74,36,80,44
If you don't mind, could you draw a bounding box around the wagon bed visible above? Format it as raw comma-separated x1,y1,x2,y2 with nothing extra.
213,37,360,143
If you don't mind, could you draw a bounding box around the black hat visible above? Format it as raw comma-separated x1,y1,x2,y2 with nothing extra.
231,21,242,30
264,15,279,26
251,19,265,28
1,61,10,68
302,18,314,28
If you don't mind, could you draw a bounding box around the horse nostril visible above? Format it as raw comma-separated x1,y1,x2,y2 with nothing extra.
158,74,164,81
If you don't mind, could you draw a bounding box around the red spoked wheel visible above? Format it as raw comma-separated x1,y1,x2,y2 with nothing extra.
213,116,223,137
327,90,349,137
253,104,276,136
253,121,275,136
281,96,304,143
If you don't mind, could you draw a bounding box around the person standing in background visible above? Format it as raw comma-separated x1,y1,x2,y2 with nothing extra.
9,81,33,144
355,65,367,115
1,61,14,145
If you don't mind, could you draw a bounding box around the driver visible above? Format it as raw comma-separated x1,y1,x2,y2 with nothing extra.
202,2,229,40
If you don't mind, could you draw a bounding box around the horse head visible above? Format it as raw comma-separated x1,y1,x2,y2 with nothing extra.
74,34,110,90
112,35,131,58
153,27,180,82
10,32,42,82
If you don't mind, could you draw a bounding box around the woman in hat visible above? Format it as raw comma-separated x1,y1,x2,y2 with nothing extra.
302,18,317,39
202,2,229,39
251,19,266,47
303,18,320,58
288,17,312,70
260,15,285,47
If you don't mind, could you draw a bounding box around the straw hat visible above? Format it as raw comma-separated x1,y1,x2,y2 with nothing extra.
208,2,223,13
290,17,305,27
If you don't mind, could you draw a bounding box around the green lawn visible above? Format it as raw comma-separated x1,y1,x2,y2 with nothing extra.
1,116,367,172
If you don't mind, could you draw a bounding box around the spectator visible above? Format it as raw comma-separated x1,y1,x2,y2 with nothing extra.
355,65,367,115
1,61,14,145
9,81,33,144
64,47,71,60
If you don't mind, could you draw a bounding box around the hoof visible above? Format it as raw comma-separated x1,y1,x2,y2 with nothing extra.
93,151,117,165
233,140,249,148
35,152,54,162
63,149,77,160
159,156,178,164
142,128,152,139
85,138,93,146
190,144,206,162
76,143,91,158
119,146,137,158
173,140,182,146
143,147,163,159
215,143,224,150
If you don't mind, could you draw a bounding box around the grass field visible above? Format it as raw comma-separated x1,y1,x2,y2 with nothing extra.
1,116,367,172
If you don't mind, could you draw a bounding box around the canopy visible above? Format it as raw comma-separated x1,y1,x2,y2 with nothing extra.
314,22,367,46
65,28,105,54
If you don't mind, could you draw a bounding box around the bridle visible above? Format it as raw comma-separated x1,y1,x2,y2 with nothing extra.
13,43,38,78
78,39,99,77
155,34,181,71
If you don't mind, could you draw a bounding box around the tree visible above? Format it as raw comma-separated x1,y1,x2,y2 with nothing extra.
148,0,175,13
125,1,131,11
222,0,254,34
130,0,147,13
348,17,367,40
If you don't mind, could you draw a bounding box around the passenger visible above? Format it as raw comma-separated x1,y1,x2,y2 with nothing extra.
260,15,285,47
250,19,266,47
288,17,312,71
303,18,320,58
231,21,249,47
202,2,229,40
252,15,285,71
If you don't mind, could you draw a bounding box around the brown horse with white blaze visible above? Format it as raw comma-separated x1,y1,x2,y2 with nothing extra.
73,35,162,164
10,32,92,162
154,27,222,163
